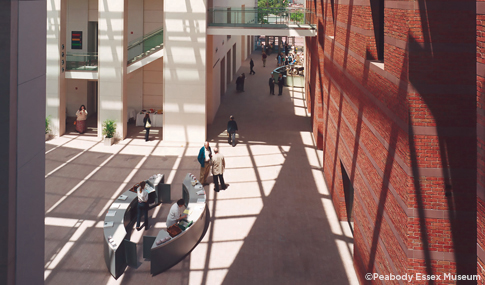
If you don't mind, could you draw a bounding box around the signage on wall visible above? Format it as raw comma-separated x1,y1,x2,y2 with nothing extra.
71,31,82,50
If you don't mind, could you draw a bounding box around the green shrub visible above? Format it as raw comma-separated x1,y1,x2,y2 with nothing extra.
45,116,51,134
102,119,117,138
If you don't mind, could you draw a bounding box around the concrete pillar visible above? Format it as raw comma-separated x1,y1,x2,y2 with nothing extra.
98,0,128,139
0,1,46,284
163,0,207,143
46,0,67,136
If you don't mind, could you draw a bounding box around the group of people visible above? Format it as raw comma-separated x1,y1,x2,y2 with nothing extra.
268,73,285,96
196,116,237,192
198,141,227,192
135,180,187,231
276,52,298,67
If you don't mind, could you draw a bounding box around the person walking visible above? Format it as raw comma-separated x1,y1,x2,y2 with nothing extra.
143,113,151,142
136,181,149,231
75,105,88,134
227,115,238,147
278,73,284,96
197,141,212,185
262,52,267,67
211,148,227,192
249,58,255,75
277,53,282,67
269,74,275,95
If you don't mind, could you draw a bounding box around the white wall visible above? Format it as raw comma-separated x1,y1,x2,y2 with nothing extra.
88,0,98,21
67,0,88,53
46,0,67,136
128,0,144,42
143,59,163,109
144,0,163,33
98,0,128,138
163,0,206,142
207,58,221,125
127,69,143,116
66,79,88,117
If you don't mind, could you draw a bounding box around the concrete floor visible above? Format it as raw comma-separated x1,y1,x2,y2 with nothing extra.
45,50,359,285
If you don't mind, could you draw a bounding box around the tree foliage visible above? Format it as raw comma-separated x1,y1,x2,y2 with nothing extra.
258,0,289,9
257,0,289,23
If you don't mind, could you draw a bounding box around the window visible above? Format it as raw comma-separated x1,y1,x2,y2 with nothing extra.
370,0,384,61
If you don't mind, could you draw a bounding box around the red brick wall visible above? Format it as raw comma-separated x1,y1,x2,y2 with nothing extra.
308,0,478,282
478,1,485,282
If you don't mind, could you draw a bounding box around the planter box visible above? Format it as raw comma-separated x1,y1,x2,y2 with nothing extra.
104,137,114,146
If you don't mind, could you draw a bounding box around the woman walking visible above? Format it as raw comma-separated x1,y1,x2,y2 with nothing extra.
136,181,149,231
143,113,151,142
75,105,88,134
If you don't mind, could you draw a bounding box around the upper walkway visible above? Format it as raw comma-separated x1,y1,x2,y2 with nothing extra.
208,7,317,37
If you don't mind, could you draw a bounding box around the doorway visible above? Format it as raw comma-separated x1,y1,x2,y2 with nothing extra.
88,22,98,53
220,57,225,98
226,49,231,85
232,43,236,80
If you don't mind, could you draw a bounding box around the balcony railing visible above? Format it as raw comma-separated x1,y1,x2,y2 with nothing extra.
208,7,316,28
127,28,163,64
66,52,98,71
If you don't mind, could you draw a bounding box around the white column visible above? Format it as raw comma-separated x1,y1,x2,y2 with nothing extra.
163,0,207,143
1,1,46,283
46,0,66,136
98,0,128,139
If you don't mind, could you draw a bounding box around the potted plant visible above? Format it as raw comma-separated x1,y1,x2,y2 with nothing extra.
102,119,116,146
45,116,51,140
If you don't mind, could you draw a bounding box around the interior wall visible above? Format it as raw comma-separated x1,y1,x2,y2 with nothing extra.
127,69,144,114
143,59,163,109
128,0,144,42
208,59,221,125
66,79,88,117
66,0,88,53
88,0,97,21
86,81,96,117
144,0,163,33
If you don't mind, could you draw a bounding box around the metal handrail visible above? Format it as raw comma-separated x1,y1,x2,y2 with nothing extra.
208,7,316,27
65,52,98,71
128,27,163,49
127,28,164,64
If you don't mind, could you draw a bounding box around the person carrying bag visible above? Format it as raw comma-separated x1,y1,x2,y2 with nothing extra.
143,113,151,142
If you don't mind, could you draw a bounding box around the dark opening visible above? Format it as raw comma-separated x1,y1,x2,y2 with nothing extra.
370,0,384,61
232,43,236,80
226,49,231,85
220,57,225,97
341,161,354,231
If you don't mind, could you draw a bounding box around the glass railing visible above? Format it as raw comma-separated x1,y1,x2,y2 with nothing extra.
208,7,316,27
66,52,98,71
127,28,163,64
